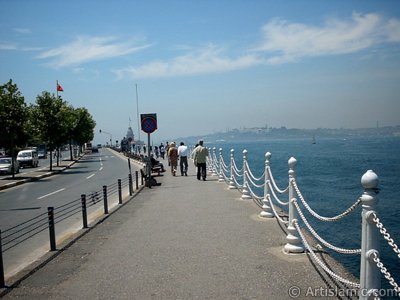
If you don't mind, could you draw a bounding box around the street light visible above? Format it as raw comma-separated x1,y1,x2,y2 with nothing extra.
99,129,113,146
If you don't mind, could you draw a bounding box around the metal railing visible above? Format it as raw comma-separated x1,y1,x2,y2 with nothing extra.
207,147,399,299
0,171,144,288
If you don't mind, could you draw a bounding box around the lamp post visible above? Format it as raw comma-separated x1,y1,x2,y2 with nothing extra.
99,129,113,147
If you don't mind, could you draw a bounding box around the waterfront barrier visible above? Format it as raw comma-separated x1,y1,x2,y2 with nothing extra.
207,147,399,300
0,171,144,288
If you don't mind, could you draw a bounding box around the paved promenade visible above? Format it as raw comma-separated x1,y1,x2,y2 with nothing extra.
1,158,356,299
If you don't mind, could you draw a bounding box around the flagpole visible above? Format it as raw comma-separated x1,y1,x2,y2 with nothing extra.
55,80,59,166
136,83,141,142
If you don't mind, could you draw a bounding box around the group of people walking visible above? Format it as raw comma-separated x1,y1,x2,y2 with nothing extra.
156,140,209,180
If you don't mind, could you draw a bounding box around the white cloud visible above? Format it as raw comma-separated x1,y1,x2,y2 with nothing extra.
0,43,17,50
0,43,42,51
13,28,32,34
21,47,43,51
254,12,400,63
114,12,400,79
72,67,85,74
113,45,262,79
385,18,400,42
37,35,152,68
0,41,41,52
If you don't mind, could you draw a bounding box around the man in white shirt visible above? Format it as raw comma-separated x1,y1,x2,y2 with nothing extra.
177,142,189,176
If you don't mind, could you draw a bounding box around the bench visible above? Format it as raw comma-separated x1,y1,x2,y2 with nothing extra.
151,165,163,176
140,169,158,188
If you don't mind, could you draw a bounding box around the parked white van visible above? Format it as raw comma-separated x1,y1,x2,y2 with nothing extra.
17,150,39,168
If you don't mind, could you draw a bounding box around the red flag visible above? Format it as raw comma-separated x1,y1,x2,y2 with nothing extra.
57,83,64,92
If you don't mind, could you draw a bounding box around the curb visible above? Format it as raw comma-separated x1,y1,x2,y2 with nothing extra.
0,158,81,191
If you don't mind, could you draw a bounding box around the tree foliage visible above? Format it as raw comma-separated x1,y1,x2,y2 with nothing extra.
0,80,96,159
72,107,96,146
0,79,28,152
32,91,66,151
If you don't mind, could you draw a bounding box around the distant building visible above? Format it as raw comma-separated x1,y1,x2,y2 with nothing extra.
126,127,134,141
125,126,144,150
238,125,270,134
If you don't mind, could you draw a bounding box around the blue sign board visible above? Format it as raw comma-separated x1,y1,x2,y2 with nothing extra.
141,113,157,133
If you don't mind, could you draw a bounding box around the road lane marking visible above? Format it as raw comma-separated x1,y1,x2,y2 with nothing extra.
86,174,95,179
99,157,103,171
37,188,65,200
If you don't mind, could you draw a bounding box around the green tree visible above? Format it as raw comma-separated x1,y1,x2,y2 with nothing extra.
72,107,96,153
1,80,97,173
24,104,42,146
60,104,79,161
32,91,67,170
0,79,27,177
59,105,96,161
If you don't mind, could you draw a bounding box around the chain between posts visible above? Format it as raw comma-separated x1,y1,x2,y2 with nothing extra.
372,212,400,258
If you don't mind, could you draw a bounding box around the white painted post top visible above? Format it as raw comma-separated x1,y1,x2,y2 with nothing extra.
361,170,379,189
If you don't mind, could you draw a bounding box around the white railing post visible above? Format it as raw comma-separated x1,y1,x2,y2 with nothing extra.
241,149,251,200
359,170,380,300
228,149,236,189
218,148,224,182
207,147,213,173
212,147,218,176
260,152,274,218
284,157,304,254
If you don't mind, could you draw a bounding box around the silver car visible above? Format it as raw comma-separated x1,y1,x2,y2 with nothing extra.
0,157,20,174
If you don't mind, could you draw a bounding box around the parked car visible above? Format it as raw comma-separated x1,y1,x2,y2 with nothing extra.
0,157,19,174
17,149,39,168
38,144,47,159
38,149,47,159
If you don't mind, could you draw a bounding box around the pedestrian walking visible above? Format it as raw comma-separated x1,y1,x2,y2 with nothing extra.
167,142,178,176
165,142,170,165
154,146,159,158
193,140,208,181
177,142,189,176
159,143,165,159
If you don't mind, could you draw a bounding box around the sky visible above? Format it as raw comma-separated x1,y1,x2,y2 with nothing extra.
1,0,400,144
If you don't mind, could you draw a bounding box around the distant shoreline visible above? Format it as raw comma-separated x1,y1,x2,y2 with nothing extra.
173,125,400,144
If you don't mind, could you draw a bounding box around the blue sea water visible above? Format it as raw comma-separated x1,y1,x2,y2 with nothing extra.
210,136,400,292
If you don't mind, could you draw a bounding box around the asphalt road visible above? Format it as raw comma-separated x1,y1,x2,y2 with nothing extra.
0,151,69,179
0,148,141,278
0,148,132,227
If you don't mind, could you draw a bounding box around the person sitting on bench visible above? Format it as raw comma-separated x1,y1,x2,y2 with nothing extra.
150,155,166,173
